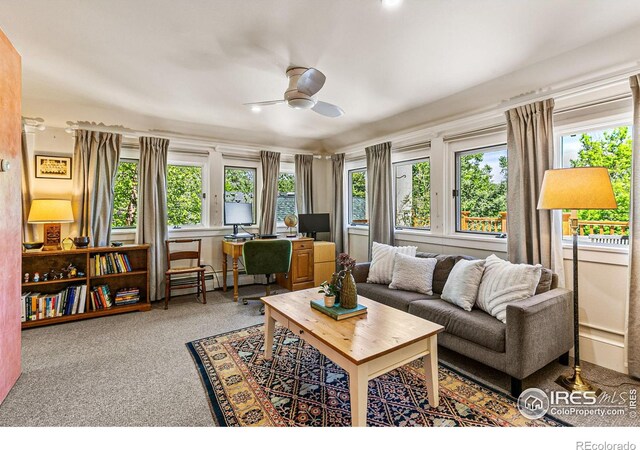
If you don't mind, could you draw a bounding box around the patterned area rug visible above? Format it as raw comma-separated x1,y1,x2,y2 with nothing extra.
187,324,567,427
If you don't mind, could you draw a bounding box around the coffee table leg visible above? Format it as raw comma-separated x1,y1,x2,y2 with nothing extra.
264,305,275,360
423,336,439,408
349,364,368,427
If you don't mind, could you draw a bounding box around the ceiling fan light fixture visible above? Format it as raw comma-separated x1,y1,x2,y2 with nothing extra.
381,0,403,10
287,97,315,109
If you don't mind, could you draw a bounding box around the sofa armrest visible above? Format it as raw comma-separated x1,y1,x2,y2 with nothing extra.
505,288,573,380
352,262,370,284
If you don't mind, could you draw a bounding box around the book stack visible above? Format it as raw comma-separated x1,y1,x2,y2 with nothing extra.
89,284,113,310
114,287,140,306
21,285,88,322
92,253,132,276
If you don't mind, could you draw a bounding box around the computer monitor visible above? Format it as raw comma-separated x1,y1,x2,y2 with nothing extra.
298,213,330,240
224,202,253,235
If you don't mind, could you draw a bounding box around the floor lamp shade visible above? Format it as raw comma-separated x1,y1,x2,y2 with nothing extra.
27,199,74,251
537,167,616,395
537,167,617,210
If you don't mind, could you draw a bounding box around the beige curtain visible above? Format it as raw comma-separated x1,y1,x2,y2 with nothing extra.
627,75,640,378
259,150,280,235
331,153,345,254
505,99,564,284
71,130,122,247
136,137,169,302
21,126,35,242
366,142,394,258
295,154,314,214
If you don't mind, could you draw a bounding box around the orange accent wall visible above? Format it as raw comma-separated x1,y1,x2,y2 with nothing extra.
0,27,22,405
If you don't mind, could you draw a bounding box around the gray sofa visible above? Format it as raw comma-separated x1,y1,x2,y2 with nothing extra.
352,252,573,396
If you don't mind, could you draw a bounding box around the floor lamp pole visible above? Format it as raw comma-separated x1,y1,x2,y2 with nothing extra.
555,211,601,395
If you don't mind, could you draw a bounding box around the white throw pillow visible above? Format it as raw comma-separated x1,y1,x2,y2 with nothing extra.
388,253,437,295
476,254,542,323
441,259,486,311
366,242,417,284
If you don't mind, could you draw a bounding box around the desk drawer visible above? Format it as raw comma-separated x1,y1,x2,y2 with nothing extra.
293,240,313,251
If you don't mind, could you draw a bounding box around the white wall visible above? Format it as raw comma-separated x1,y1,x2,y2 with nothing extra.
24,126,331,289
342,80,633,375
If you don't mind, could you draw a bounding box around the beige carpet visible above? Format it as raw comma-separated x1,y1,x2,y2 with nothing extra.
0,285,637,426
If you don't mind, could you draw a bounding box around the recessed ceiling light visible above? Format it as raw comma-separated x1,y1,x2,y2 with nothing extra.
381,0,403,10
251,105,262,113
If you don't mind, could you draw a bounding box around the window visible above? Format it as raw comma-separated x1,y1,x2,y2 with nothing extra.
112,160,138,228
166,164,204,228
349,169,367,225
276,172,296,222
394,158,430,230
224,166,257,223
560,126,631,244
455,145,508,235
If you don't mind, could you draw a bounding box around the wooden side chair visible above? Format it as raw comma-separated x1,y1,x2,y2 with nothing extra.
241,239,292,314
164,238,207,310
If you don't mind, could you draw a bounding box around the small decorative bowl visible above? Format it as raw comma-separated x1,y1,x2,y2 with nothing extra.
23,242,44,250
73,236,90,248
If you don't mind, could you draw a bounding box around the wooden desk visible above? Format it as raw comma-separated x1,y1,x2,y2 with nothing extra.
221,237,316,302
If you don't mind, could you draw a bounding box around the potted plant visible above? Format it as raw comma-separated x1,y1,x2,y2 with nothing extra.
318,281,339,307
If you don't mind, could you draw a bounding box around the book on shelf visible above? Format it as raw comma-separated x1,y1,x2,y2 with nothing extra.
309,299,368,321
20,284,88,322
91,253,132,276
114,287,140,305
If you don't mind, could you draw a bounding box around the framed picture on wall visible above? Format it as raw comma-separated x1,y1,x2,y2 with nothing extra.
35,155,72,179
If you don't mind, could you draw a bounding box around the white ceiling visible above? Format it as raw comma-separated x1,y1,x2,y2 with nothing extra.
3,0,640,151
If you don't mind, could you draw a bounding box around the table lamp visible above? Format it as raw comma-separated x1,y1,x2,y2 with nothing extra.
27,199,75,251
537,167,617,395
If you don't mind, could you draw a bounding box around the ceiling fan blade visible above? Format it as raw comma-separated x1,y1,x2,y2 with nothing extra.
311,101,344,118
297,68,326,96
243,100,285,106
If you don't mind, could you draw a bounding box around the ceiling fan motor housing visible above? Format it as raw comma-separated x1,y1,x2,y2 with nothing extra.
285,67,315,109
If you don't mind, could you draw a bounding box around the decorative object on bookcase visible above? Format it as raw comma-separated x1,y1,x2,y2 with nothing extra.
22,241,43,250
27,199,74,251
21,244,150,328
337,252,357,309
73,236,90,248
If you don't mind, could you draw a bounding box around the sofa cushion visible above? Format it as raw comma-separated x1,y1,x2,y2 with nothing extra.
389,253,437,295
367,242,417,284
476,254,542,323
408,299,506,353
356,282,438,312
415,253,474,294
441,259,486,311
535,268,553,295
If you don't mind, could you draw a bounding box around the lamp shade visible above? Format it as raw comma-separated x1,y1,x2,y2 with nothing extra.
537,167,617,210
27,199,74,223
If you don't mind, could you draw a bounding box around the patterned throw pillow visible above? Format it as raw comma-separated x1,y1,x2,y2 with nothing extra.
388,253,438,295
366,242,417,285
441,259,486,311
476,254,542,323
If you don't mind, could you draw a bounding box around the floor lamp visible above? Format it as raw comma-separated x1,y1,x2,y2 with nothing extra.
537,167,617,395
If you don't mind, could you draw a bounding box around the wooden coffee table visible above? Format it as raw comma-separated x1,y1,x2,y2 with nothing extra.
261,288,444,427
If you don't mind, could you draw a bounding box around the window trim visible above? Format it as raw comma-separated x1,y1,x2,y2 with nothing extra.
454,143,508,237
166,160,208,229
393,157,431,231
223,165,258,226
112,158,139,231
348,167,368,226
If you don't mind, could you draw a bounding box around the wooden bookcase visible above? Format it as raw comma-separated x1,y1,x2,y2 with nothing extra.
21,244,150,329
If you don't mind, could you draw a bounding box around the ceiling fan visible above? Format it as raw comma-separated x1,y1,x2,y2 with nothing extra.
244,67,344,118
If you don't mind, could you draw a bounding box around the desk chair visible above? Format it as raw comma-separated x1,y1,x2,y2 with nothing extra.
164,238,207,310
242,240,292,314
